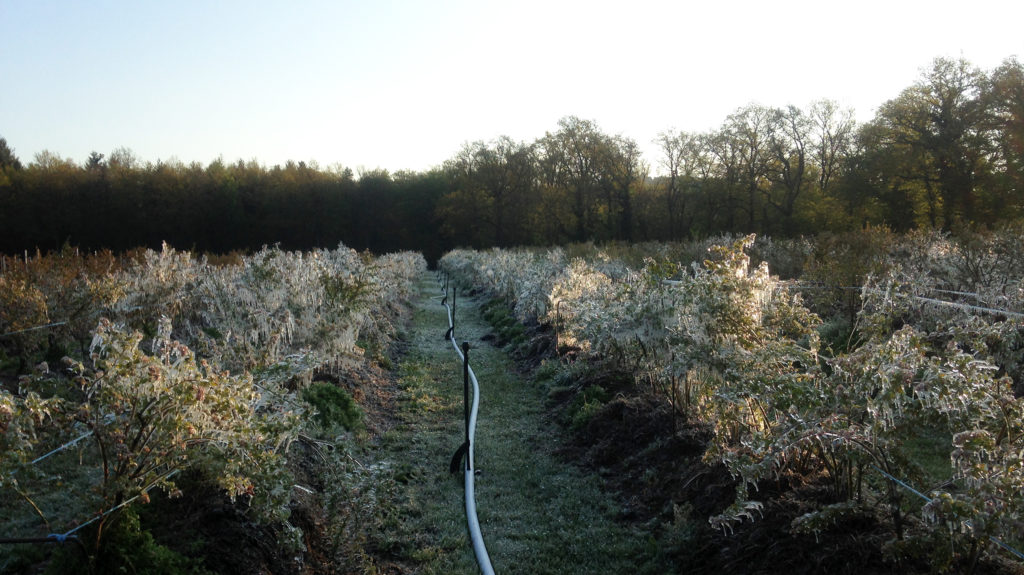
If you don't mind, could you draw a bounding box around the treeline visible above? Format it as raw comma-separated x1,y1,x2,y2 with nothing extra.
0,148,450,260
1,56,1022,258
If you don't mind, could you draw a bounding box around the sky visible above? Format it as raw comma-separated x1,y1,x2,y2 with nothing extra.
1,0,1022,176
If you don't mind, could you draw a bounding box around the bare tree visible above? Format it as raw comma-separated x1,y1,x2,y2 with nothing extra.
810,99,855,197
765,105,810,234
655,129,696,239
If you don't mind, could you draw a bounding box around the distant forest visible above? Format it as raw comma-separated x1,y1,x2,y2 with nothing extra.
2,56,1022,262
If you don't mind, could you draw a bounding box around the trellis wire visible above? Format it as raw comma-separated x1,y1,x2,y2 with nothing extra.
0,468,181,546
781,282,1024,319
0,321,69,338
29,431,94,466
869,464,1024,562
59,468,182,540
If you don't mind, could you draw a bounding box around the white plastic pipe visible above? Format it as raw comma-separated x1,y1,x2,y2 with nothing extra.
443,289,494,574
465,469,494,574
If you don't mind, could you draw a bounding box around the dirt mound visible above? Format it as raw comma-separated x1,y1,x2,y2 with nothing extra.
475,297,1023,574
310,357,402,439
140,339,409,574
553,389,901,573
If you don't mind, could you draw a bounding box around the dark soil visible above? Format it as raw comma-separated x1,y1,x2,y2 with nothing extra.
143,473,308,574
140,350,406,574
309,356,404,440
137,329,411,574
490,306,1024,575
561,390,897,574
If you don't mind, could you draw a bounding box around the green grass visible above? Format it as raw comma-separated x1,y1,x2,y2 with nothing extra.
374,287,480,573
903,426,954,487
302,382,364,432
480,298,526,349
375,275,665,574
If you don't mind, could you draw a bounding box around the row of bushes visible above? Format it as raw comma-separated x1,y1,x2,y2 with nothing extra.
0,244,426,573
441,228,1024,571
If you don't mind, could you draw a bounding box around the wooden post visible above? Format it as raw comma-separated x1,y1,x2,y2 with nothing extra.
462,341,471,470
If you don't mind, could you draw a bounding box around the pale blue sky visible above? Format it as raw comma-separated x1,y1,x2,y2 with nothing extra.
1,0,1021,175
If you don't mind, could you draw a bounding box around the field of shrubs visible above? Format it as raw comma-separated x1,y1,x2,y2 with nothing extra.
6,225,1024,573
440,226,1024,573
0,244,425,573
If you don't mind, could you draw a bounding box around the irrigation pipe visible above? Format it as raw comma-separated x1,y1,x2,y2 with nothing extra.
439,273,495,575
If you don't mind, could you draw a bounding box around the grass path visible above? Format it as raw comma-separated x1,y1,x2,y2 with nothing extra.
376,273,661,574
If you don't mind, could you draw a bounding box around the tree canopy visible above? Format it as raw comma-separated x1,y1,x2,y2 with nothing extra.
2,56,1022,259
